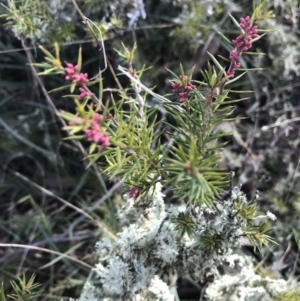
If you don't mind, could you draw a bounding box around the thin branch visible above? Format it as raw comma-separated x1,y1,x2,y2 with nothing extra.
0,24,175,54
117,65,184,113
0,243,93,270
0,233,95,264
13,170,117,241
20,38,108,195
69,180,123,235
261,116,300,131
71,0,107,78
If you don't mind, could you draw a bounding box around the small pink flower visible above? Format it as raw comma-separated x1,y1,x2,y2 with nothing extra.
227,16,259,79
73,73,89,85
98,132,110,150
171,75,196,102
84,113,110,151
93,113,104,124
106,113,113,119
64,63,89,85
128,186,139,199
79,87,91,100
64,63,78,81
68,116,83,126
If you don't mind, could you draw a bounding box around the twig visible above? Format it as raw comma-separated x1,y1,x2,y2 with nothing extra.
0,243,93,270
13,170,117,241
261,116,300,131
69,180,123,235
117,65,184,113
20,38,107,193
0,232,95,264
71,0,107,78
0,24,175,54
285,156,300,203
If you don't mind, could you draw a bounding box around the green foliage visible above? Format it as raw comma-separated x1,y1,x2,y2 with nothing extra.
173,1,208,52
0,0,76,42
35,43,231,208
0,274,42,301
201,231,224,253
1,0,300,299
243,223,276,252
31,3,275,250
172,211,197,238
1,0,50,40
274,290,300,301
